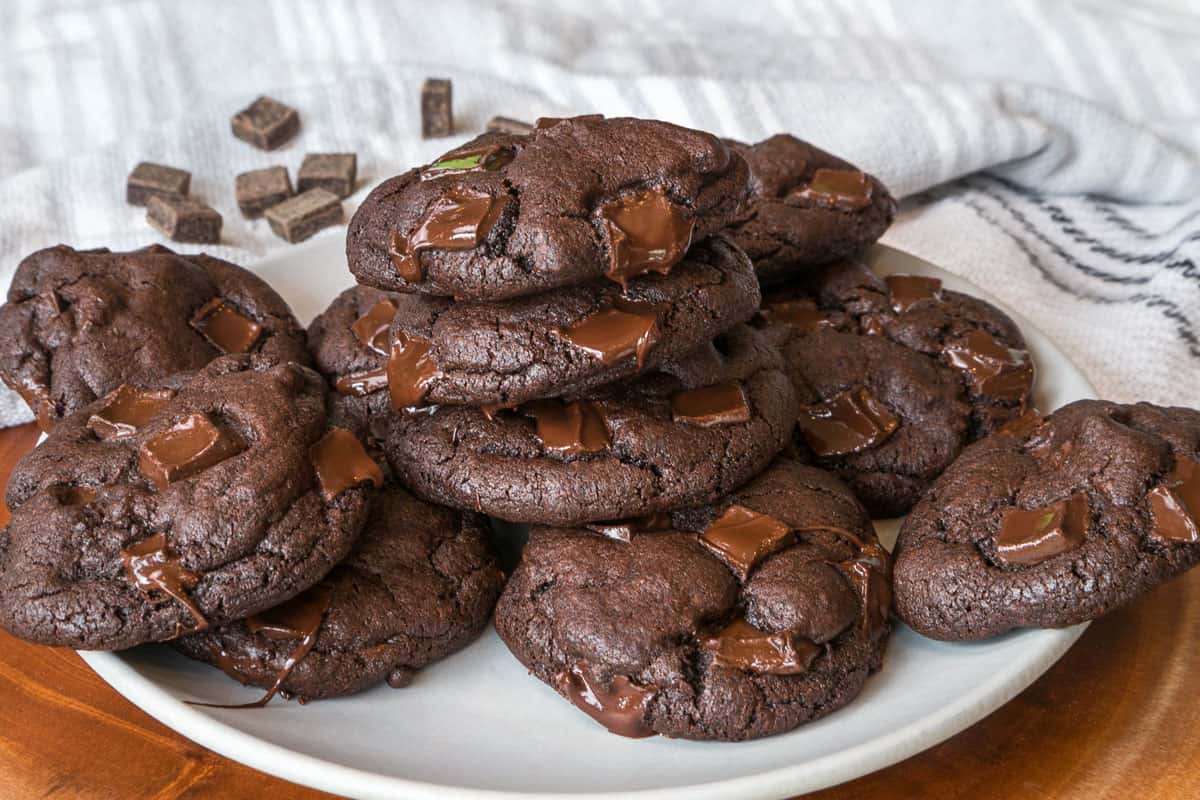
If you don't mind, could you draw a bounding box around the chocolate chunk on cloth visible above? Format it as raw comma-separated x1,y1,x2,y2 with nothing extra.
173,483,505,703
266,188,344,243
384,324,798,525
723,135,896,284
231,95,300,150
127,162,191,206
297,153,357,199
421,78,453,138
486,116,533,135
0,244,309,429
893,400,1200,641
380,235,759,408
494,459,891,741
146,195,222,244
348,116,752,301
0,356,373,650
236,166,293,218
762,258,1033,517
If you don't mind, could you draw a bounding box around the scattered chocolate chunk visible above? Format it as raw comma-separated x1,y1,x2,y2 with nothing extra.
235,166,293,218
309,428,384,500
297,153,357,199
231,95,300,150
700,504,794,580
421,78,453,138
524,399,611,456
485,115,534,135
139,413,246,491
190,298,263,354
703,619,819,675
264,188,344,243
146,196,222,244
994,493,1090,566
554,662,656,739
86,385,175,441
671,382,751,428
797,386,899,457
126,162,191,206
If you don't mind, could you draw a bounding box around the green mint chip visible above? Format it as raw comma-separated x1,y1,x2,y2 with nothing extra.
430,153,484,171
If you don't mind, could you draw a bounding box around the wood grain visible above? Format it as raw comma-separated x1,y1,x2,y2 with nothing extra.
0,421,1196,799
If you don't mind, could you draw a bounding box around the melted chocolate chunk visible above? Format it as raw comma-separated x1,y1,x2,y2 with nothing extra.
388,189,506,283
524,399,611,456
335,366,389,397
794,168,872,211
943,329,1034,402
1148,457,1200,544
700,504,794,580
995,492,1090,566
758,299,834,333
598,187,695,286
122,533,207,635
423,143,515,178
702,619,819,675
584,513,673,543
837,543,893,636
387,331,440,410
555,302,660,368
190,298,263,355
885,274,943,313
138,413,246,491
555,662,656,739
797,386,899,457
671,382,751,428
86,385,175,441
310,428,384,499
351,298,399,355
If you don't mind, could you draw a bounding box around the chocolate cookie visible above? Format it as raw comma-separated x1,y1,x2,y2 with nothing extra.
0,244,309,431
723,135,896,284
893,400,1200,641
762,259,1034,517
0,356,377,650
382,235,759,409
384,324,797,525
306,285,399,442
173,483,505,703
494,459,891,741
347,116,751,301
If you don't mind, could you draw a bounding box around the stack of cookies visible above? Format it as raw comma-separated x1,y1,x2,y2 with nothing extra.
1,114,1199,746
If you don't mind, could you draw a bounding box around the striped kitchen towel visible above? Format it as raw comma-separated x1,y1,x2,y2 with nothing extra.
0,0,1197,426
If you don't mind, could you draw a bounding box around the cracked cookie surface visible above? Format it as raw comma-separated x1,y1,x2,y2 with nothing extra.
893,400,1200,640
0,356,373,650
494,459,891,741
173,483,505,702
0,244,309,430
347,117,751,301
383,324,798,525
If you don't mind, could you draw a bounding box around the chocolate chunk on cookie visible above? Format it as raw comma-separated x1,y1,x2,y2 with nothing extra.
173,483,504,703
0,245,309,430
0,356,375,649
724,135,896,284
383,324,797,525
347,116,751,300
762,259,1034,516
893,400,1200,641
494,459,891,741
381,235,759,408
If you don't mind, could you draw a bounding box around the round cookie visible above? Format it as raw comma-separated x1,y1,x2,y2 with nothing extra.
723,135,896,284
347,116,751,301
762,259,1034,517
0,355,378,650
893,400,1200,641
0,244,310,431
383,235,759,409
306,284,399,443
494,459,891,741
173,483,505,703
384,324,797,525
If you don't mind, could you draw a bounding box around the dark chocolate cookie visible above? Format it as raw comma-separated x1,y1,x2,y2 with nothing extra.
382,235,759,409
306,284,400,442
494,459,891,741
347,116,751,301
893,400,1200,641
723,135,896,284
0,244,309,431
384,324,797,525
762,259,1034,517
173,483,505,703
0,356,378,650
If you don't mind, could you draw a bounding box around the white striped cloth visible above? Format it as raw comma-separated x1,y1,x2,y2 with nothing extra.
1,0,1198,426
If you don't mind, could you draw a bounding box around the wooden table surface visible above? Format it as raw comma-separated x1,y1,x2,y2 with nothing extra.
0,422,1196,799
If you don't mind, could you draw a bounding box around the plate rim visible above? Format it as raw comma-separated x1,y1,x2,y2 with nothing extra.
76,239,1096,800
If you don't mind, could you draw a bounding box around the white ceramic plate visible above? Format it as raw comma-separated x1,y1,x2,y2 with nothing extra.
77,239,1096,800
